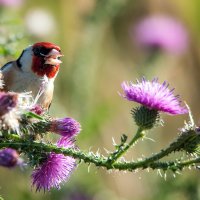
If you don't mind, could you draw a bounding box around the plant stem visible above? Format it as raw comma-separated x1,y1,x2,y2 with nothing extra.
0,137,200,172
0,139,110,169
0,131,200,172
108,127,144,164
114,157,200,171
114,130,197,170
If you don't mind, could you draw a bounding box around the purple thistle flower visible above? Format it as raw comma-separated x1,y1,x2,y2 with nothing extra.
0,92,21,132
0,148,19,168
31,137,76,192
132,15,188,54
121,78,188,115
0,92,18,116
50,117,81,138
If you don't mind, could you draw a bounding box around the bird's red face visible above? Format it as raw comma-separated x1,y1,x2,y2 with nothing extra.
31,42,63,78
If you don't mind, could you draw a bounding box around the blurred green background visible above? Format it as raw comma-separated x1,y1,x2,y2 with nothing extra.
1,0,200,199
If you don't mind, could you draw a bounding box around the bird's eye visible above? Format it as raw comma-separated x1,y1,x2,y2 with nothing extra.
33,47,40,56
39,47,51,56
33,47,51,57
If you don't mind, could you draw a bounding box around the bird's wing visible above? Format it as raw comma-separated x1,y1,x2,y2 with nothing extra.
1,61,23,92
38,83,54,110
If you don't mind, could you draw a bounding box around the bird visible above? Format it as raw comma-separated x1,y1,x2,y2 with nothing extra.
0,42,63,110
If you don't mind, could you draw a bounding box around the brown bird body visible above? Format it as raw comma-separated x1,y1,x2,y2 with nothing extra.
0,42,62,109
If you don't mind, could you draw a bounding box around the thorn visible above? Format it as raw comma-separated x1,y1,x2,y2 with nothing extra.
104,148,110,154
143,136,156,142
96,148,100,153
185,103,194,127
90,152,95,157
157,169,162,177
112,137,117,146
137,158,143,161
176,171,181,175
134,169,139,173
96,148,100,155
196,166,200,170
87,163,91,173
89,146,93,152
164,172,167,181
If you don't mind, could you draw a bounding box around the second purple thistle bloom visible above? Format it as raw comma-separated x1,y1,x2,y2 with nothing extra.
31,137,76,192
132,15,188,54
121,78,188,115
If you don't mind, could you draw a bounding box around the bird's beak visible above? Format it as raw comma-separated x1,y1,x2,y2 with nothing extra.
44,49,63,65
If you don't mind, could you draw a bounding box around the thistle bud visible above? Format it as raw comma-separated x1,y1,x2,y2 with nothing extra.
0,92,18,116
0,148,19,168
30,104,44,115
131,106,160,129
50,117,81,138
177,128,200,154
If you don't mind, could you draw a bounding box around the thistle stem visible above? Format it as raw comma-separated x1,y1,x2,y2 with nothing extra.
0,136,200,172
132,130,198,166
0,131,200,172
107,127,144,164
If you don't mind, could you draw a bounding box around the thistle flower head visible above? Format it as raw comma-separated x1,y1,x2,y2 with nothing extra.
0,148,19,168
31,137,76,192
121,78,188,115
0,92,18,116
133,15,188,54
0,91,34,133
0,92,20,132
50,117,81,138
